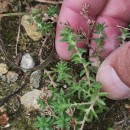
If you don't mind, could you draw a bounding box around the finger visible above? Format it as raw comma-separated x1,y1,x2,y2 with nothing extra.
90,0,130,64
56,0,108,60
96,42,130,100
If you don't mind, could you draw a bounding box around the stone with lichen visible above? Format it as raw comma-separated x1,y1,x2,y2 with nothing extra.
30,70,41,88
20,89,42,112
6,71,19,83
0,63,8,75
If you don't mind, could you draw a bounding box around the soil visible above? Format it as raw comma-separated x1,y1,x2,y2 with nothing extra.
0,0,130,130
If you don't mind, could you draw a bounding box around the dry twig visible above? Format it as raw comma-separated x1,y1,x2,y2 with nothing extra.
38,37,48,63
35,0,62,4
44,69,57,88
0,12,27,18
15,18,21,56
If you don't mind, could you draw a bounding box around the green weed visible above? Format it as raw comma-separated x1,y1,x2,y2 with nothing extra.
35,4,107,130
29,5,59,36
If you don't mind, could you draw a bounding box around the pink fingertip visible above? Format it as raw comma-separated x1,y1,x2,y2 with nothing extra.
97,65,130,100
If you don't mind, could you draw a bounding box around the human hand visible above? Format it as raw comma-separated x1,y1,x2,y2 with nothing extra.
55,0,130,99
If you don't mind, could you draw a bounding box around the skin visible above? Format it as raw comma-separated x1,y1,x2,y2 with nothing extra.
40,0,130,100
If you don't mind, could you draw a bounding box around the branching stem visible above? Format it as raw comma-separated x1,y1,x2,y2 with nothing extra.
75,46,90,86
80,96,99,130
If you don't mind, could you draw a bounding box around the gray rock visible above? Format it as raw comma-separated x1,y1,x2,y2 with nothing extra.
1,75,6,81
20,89,42,112
0,63,8,75
30,70,41,88
0,73,6,81
6,71,19,83
20,53,35,72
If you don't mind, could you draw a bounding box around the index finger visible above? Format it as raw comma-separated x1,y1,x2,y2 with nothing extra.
55,0,108,60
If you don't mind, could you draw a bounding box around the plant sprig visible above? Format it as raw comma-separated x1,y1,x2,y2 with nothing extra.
35,24,107,130
60,26,107,129
29,5,59,36
93,23,107,51
117,25,130,44
35,3,107,130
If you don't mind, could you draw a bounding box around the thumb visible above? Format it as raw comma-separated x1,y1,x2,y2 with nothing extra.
96,42,130,100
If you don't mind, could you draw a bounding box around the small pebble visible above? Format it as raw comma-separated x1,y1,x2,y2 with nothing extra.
0,63,8,75
0,67,7,81
6,71,19,83
20,53,35,72
30,70,41,88
0,106,6,113
1,75,6,81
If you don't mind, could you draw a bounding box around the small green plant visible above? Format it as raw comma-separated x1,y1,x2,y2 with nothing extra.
35,4,107,130
35,24,107,129
117,25,130,44
80,3,106,52
29,5,59,36
48,5,59,17
93,23,107,50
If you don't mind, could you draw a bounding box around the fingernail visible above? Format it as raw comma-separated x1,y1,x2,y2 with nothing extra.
96,66,130,100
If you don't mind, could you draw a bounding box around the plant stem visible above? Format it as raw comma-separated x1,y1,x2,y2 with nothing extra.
35,0,62,4
15,18,21,56
44,69,57,88
80,96,98,130
75,46,90,86
117,25,130,30
70,102,92,107
80,104,94,130
0,12,27,17
38,37,48,63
